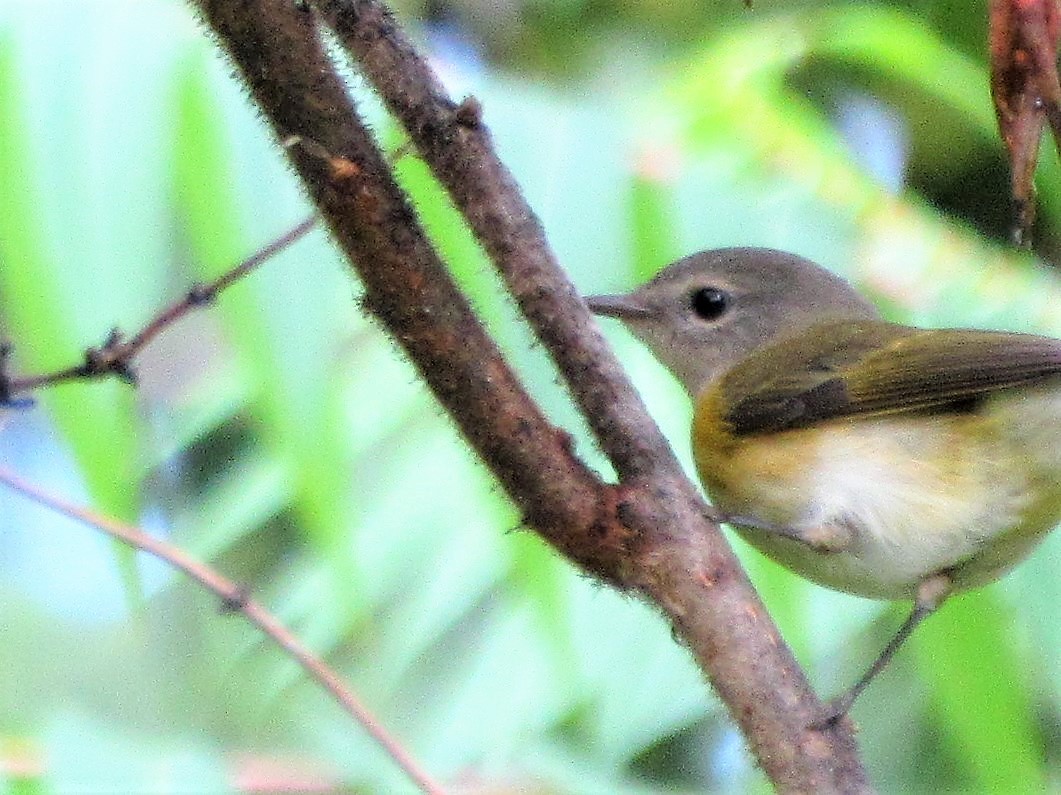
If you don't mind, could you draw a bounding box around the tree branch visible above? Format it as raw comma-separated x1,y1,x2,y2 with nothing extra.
191,0,631,580
1,216,318,400
188,1,871,790
0,466,445,795
317,1,673,479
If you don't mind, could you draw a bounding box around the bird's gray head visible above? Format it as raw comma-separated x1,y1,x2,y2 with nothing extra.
586,248,879,397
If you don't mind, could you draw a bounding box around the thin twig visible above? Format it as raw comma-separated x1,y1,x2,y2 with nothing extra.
2,215,318,399
0,465,446,795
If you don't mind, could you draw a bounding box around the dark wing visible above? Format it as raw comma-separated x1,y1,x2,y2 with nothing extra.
720,319,1061,436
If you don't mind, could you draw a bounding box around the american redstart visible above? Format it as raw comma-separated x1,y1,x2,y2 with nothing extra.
587,247,1061,724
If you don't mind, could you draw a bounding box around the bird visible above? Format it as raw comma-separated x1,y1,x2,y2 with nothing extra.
586,247,1061,724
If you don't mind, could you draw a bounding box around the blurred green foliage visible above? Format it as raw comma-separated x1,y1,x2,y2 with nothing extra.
0,0,1058,792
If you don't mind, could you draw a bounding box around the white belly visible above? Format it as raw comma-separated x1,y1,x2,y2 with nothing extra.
727,387,1061,600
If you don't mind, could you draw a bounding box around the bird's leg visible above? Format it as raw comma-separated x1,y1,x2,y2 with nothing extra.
812,572,954,729
720,512,854,553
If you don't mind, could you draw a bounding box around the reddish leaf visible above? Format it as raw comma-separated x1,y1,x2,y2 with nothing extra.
989,0,1061,245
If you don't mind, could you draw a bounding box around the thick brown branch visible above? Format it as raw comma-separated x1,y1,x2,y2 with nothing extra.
316,0,667,481
190,1,870,790
190,0,632,582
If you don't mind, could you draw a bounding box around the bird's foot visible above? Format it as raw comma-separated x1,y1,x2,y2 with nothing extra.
719,512,852,554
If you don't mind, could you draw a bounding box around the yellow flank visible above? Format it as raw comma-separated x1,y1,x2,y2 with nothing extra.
692,385,822,523
692,381,1061,600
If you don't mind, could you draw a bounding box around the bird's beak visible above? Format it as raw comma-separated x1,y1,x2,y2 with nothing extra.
585,293,653,319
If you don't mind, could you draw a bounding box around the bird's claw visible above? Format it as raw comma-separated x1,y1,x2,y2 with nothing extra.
808,694,855,731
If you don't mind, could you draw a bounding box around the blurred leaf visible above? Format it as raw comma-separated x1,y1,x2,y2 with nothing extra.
392,135,502,326
0,30,144,597
177,454,291,560
629,170,682,280
172,45,363,610
46,712,230,794
915,590,1043,793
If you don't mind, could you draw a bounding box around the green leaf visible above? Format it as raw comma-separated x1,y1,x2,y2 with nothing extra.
914,589,1043,792
629,171,681,281
0,31,146,598
171,46,364,610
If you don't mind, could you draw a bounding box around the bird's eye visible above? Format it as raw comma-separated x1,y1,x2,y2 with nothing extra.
690,287,730,321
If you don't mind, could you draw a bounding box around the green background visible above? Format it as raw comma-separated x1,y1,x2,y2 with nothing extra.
0,0,1058,791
